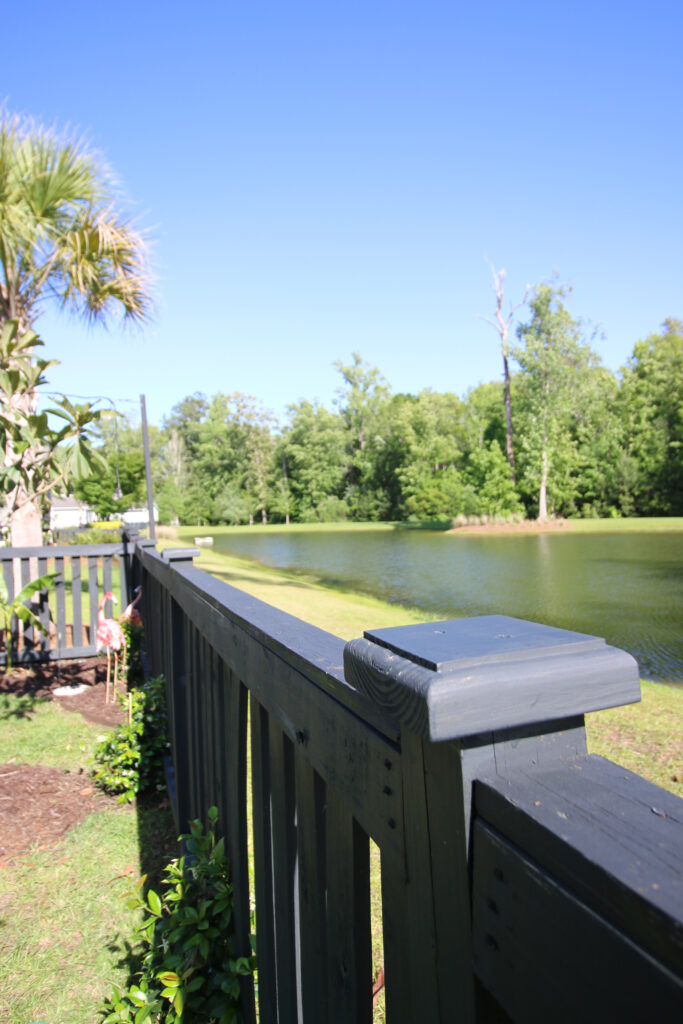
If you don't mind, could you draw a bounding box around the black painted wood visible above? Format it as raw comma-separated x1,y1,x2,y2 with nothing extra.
345,617,640,740
136,548,403,857
72,556,83,650
54,556,66,651
128,538,683,1024
250,701,278,1023
472,819,683,1022
473,756,683,978
269,723,298,1022
294,752,327,1022
146,550,398,740
216,660,255,1023
37,555,50,655
20,556,34,652
103,557,113,616
88,556,99,647
325,792,371,1024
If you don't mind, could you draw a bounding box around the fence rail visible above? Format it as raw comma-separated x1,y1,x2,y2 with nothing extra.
131,540,683,1023
0,539,131,664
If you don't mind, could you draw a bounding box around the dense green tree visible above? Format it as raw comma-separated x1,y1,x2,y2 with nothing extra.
464,441,525,516
0,113,152,544
513,283,599,519
334,353,392,518
281,401,348,521
618,320,683,514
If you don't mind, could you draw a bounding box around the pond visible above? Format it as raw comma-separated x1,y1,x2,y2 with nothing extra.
208,528,683,684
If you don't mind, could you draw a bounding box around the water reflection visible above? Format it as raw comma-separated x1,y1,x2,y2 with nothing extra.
210,529,683,684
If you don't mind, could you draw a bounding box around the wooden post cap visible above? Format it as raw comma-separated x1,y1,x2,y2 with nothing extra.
161,547,200,563
343,615,641,741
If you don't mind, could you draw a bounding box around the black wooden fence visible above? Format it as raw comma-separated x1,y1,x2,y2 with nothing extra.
128,539,683,1023
0,539,130,664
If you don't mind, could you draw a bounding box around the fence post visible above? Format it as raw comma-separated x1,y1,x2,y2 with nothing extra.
160,547,200,830
344,614,640,1023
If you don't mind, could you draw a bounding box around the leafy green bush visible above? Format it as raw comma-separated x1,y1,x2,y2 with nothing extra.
122,618,146,686
62,527,122,544
100,807,256,1023
91,676,169,803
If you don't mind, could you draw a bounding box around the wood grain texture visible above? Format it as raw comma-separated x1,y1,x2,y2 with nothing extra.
473,755,683,978
344,631,640,741
472,820,683,1022
325,792,372,1024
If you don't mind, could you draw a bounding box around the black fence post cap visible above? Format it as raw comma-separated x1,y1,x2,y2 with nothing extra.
343,615,640,742
161,547,200,564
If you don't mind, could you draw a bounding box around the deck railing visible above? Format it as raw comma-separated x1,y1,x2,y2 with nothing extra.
130,538,683,1023
0,537,131,664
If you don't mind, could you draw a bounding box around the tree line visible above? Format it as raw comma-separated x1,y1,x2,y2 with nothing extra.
76,287,683,525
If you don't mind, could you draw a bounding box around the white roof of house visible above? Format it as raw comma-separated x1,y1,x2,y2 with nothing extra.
51,495,92,510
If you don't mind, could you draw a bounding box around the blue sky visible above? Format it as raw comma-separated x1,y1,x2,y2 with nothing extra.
4,1,682,427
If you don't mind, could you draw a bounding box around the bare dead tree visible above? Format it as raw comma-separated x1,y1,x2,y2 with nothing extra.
478,263,529,483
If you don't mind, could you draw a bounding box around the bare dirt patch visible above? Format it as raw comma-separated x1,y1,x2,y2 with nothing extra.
0,658,127,865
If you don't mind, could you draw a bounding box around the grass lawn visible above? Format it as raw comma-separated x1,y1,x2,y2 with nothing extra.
0,692,176,1024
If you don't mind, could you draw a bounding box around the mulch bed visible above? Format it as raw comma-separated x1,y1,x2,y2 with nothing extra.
0,657,128,866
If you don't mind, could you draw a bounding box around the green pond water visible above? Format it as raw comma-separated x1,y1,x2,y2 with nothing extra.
208,528,683,684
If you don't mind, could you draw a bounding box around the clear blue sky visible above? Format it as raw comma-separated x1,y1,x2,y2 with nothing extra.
4,1,682,427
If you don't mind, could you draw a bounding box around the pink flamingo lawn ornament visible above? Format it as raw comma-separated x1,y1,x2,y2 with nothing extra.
96,592,126,703
120,585,142,627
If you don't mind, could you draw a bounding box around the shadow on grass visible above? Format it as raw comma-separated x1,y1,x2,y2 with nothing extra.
0,693,42,719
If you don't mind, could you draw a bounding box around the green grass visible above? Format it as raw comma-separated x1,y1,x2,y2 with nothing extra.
586,680,683,795
0,694,106,771
0,695,176,1024
567,516,683,533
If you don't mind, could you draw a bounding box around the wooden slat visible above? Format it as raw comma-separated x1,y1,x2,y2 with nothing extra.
118,551,127,608
3,542,125,558
269,724,299,1022
54,557,66,652
251,701,278,1022
20,557,34,652
38,556,50,655
103,557,113,616
72,556,83,649
88,557,99,648
471,820,683,1021
379,731,440,1023
214,658,255,1023
326,790,372,1024
294,752,327,1022
170,597,191,831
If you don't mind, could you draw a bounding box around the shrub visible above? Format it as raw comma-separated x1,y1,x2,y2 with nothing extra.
100,808,256,1023
91,675,169,803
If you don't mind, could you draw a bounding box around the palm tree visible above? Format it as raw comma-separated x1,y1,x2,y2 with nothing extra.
0,113,153,545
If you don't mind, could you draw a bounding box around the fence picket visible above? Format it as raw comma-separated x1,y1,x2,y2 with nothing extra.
325,792,372,1024
251,700,278,1022
295,754,328,1022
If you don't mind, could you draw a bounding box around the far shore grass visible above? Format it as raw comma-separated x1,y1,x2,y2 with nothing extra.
160,528,682,798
